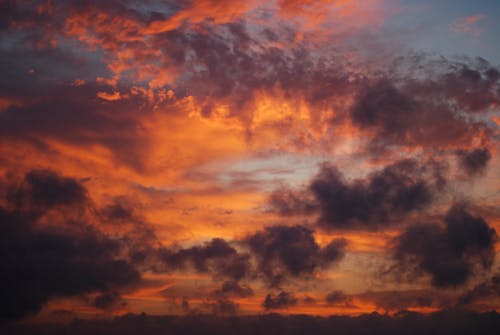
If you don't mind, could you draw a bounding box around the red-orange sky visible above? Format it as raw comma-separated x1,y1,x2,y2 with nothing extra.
1,0,500,325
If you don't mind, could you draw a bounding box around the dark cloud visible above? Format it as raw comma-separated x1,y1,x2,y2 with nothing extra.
358,290,451,312
458,275,500,306
10,311,500,335
244,225,346,285
325,290,354,307
6,169,88,210
157,225,345,289
350,80,487,151
348,55,499,153
0,82,151,171
263,291,298,310
210,299,238,315
271,159,444,230
158,238,251,281
456,147,492,175
0,170,141,321
92,291,127,310
393,205,497,287
1,1,497,169
101,202,136,221
213,281,254,298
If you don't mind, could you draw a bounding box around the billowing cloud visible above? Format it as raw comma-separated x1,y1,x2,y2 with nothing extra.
158,238,252,281
271,159,445,230
393,205,497,287
0,170,141,321
244,225,346,285
0,0,500,323
349,69,496,153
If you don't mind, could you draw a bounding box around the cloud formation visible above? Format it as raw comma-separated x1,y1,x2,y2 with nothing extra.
0,0,499,322
0,170,141,321
393,205,497,287
244,225,346,285
263,291,298,309
271,159,445,230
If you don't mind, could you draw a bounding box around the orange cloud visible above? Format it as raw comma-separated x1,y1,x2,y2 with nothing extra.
449,14,485,36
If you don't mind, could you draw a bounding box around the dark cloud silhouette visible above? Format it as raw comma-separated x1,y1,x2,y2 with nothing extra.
157,225,345,287
0,170,141,321
271,159,444,230
350,80,485,151
456,147,492,175
325,290,354,307
158,238,251,281
4,311,500,335
210,299,238,315
349,57,498,152
92,291,127,310
358,290,452,312
213,281,254,298
263,291,298,310
6,169,88,210
393,205,497,287
458,275,500,306
244,225,346,285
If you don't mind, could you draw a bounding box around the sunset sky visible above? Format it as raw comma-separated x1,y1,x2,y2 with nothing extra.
1,0,500,326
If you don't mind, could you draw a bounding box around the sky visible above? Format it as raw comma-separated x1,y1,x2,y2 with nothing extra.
1,0,500,327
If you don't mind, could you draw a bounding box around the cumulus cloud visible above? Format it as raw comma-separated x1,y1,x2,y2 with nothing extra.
271,159,445,230
244,225,346,286
0,170,141,321
393,205,497,287
158,238,252,281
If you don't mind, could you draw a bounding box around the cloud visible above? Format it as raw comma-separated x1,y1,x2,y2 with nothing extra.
263,291,298,309
244,225,346,285
210,299,239,315
92,291,127,310
393,205,497,287
6,169,88,210
456,147,492,175
349,77,492,152
358,289,452,312
158,238,252,281
450,15,485,36
458,275,500,306
7,310,500,334
325,290,355,307
213,281,254,298
271,159,445,230
0,170,142,321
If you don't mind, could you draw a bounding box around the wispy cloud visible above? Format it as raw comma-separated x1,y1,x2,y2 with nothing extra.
449,14,485,36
